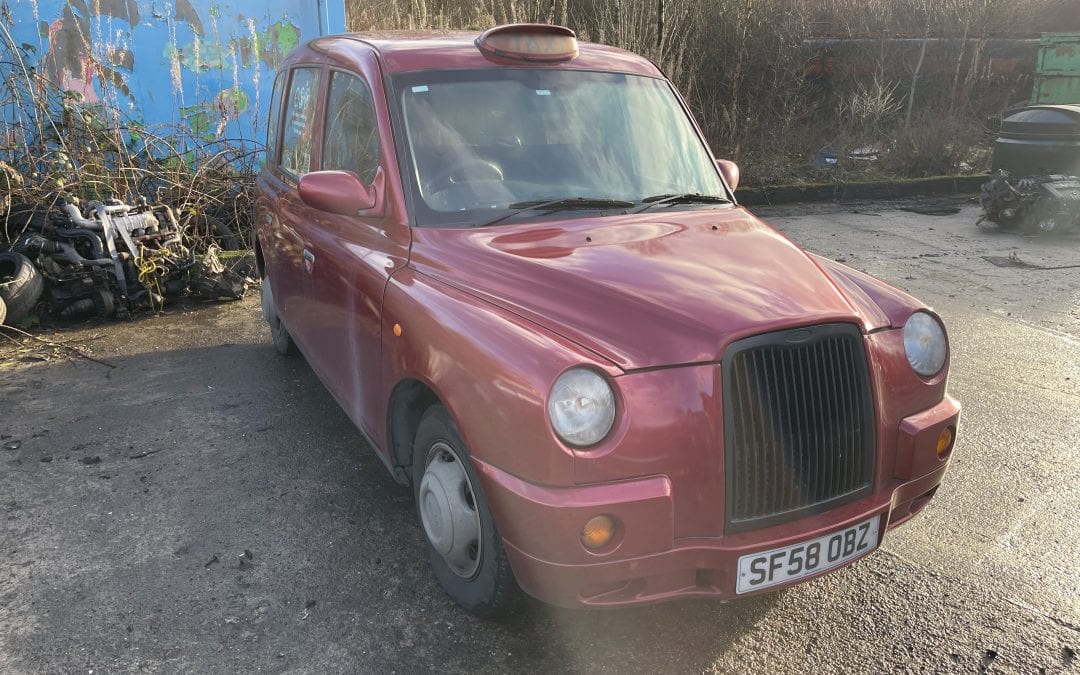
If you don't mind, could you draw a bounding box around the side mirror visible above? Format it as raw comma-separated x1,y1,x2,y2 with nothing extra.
715,159,740,192
298,170,376,215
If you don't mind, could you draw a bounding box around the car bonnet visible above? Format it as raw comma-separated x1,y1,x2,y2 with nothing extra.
408,208,881,371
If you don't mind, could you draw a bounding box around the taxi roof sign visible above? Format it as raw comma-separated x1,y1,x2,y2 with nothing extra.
475,24,579,63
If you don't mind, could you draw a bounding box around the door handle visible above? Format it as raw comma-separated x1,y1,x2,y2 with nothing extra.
302,249,315,273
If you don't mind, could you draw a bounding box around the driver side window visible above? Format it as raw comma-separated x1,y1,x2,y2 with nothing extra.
322,71,380,185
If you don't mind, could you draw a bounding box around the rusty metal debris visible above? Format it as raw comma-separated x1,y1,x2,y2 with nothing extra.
978,170,1080,235
1,196,250,326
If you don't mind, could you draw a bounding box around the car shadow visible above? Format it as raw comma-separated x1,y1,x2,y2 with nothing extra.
0,342,779,673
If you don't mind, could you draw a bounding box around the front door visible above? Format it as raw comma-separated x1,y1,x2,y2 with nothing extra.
299,59,410,445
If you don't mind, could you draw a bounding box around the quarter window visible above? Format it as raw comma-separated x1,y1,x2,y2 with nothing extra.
322,71,380,184
279,68,321,177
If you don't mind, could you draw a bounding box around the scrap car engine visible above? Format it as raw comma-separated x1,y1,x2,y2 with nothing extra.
12,198,246,320
978,170,1080,235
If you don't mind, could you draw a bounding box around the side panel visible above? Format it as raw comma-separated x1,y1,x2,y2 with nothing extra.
378,269,620,487
1032,33,1080,105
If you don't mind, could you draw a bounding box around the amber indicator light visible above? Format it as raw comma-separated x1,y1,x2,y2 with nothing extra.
393,323,403,337
581,514,617,550
936,426,954,458
476,24,579,63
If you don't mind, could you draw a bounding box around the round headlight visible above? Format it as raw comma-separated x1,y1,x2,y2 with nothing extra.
903,311,947,377
547,368,616,447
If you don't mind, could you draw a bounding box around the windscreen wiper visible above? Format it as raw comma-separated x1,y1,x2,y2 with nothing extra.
631,193,731,214
478,197,635,227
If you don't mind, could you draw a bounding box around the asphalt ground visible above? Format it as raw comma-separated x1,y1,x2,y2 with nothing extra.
1,201,1078,673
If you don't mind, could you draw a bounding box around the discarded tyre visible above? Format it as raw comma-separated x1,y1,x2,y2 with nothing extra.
0,295,7,326
185,213,243,251
0,252,45,325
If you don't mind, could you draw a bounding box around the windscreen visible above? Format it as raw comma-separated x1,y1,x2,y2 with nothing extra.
392,69,727,226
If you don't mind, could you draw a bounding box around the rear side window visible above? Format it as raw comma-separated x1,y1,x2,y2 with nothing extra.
322,71,380,184
280,68,321,177
265,72,286,164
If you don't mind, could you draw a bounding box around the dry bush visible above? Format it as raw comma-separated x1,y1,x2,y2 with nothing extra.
4,0,1056,232
340,0,1080,184
348,0,529,31
883,111,990,177
0,37,258,249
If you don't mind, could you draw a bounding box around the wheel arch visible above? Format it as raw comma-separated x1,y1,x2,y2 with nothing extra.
380,269,614,487
387,377,441,482
254,236,265,277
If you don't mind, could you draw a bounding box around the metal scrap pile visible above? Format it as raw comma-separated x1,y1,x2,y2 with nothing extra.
0,198,249,327
978,170,1080,235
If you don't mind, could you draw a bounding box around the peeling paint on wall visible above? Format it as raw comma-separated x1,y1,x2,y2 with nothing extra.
87,0,140,26
175,0,204,35
4,1,345,143
180,88,249,136
43,3,134,102
260,20,301,69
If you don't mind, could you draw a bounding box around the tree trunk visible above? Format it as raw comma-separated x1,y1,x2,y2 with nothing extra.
656,0,664,50
904,36,928,129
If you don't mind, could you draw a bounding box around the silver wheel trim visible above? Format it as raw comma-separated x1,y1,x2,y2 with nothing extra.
418,440,482,580
1038,217,1057,232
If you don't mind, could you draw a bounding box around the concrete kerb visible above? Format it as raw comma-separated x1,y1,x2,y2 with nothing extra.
735,175,989,206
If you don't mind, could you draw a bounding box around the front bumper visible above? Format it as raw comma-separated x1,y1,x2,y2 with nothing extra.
475,395,960,608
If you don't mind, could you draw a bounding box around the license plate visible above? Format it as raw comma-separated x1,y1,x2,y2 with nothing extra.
735,515,881,594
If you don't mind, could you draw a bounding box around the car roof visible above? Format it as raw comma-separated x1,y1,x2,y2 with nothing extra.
292,30,665,78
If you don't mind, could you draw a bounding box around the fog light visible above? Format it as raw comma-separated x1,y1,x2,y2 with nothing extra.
936,426,955,458
581,515,617,550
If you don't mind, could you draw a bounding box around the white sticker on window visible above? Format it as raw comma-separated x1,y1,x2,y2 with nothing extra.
535,89,551,96
412,85,429,93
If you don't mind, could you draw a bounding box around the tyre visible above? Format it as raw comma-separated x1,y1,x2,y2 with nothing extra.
0,295,7,326
412,405,520,619
184,213,243,251
0,252,44,325
206,214,243,251
259,272,297,356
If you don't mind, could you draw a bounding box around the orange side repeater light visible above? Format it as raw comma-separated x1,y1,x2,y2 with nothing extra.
476,24,579,63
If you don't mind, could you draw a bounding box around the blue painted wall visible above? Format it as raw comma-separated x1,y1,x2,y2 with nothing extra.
5,1,346,144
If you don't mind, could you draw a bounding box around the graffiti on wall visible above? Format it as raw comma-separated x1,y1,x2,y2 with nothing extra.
5,0,340,143
41,1,138,103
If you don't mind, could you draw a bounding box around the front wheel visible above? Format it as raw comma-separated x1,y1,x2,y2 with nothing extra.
412,405,520,618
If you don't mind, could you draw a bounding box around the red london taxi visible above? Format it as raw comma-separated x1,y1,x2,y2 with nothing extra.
254,24,960,617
